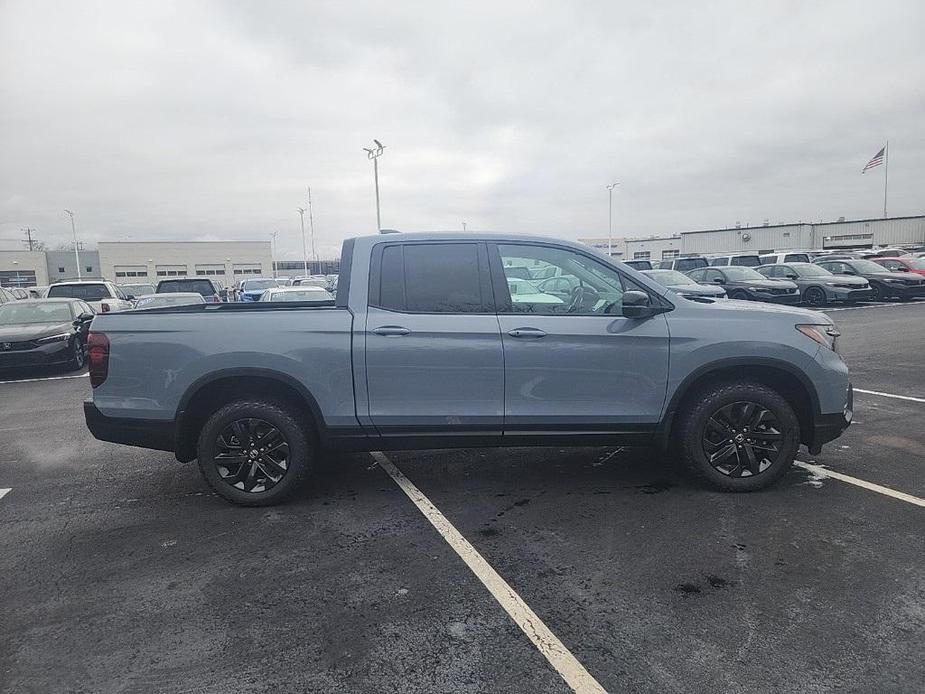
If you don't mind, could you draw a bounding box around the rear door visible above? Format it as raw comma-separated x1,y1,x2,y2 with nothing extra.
363,241,504,440
489,242,670,434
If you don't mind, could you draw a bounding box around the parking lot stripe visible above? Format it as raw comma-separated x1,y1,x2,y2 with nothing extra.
371,451,607,694
0,488,10,502
0,373,89,385
795,461,925,509
854,388,925,404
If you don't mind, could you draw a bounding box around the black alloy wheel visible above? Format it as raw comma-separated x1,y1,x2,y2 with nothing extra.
68,339,86,371
869,282,882,301
701,401,783,478
730,289,750,301
213,418,290,493
803,286,826,307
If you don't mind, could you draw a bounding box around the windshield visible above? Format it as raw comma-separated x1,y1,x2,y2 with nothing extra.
47,284,110,301
675,257,708,271
0,302,73,324
135,294,205,308
243,279,280,291
645,270,696,286
723,267,766,280
792,263,832,277
157,279,217,295
904,258,925,270
120,284,156,295
851,260,892,274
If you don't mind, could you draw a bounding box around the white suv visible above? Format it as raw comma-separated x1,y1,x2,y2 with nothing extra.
46,281,134,313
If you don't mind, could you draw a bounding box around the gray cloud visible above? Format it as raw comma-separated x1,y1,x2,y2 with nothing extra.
1,0,923,258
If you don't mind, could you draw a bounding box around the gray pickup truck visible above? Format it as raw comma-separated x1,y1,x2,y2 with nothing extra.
84,233,852,505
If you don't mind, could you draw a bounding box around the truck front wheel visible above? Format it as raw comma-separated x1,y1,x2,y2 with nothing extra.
676,381,800,491
196,399,312,506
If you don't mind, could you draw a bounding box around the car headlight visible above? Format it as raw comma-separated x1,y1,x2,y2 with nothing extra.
796,324,840,352
35,333,71,344
884,278,904,283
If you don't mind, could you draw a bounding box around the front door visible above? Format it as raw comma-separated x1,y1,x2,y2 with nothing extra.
364,241,504,441
490,242,670,435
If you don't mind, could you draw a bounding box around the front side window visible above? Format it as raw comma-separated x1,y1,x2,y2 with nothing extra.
375,243,484,313
495,244,634,315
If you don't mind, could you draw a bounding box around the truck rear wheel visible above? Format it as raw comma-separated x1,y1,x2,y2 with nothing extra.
196,399,312,506
676,381,799,491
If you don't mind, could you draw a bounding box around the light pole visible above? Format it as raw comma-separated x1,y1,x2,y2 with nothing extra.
270,231,278,278
363,139,385,231
297,207,308,277
307,186,317,274
606,183,620,257
63,209,82,279
462,221,467,232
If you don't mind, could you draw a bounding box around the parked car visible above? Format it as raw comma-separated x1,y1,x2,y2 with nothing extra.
259,287,334,302
8,287,29,300
0,299,94,371
708,254,762,267
656,256,709,272
46,280,134,313
0,286,15,304
26,286,50,299
290,277,328,290
756,263,871,306
118,282,156,298
502,266,533,280
758,251,812,265
134,293,206,309
236,278,280,302
814,258,925,301
504,278,566,306
871,256,925,278
868,247,908,258
641,269,726,299
84,232,852,506
687,266,800,304
535,274,581,302
623,259,653,271
156,277,223,303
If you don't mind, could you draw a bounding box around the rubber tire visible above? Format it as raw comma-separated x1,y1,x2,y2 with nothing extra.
803,286,826,307
676,381,800,492
729,290,750,301
197,399,312,506
67,339,86,371
869,282,883,302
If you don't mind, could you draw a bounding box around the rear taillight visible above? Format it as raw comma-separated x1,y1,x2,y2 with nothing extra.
100,303,111,313
87,332,110,388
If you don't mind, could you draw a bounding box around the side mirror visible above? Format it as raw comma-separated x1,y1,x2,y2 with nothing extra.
841,270,855,275
125,294,135,300
786,274,798,280
622,290,654,318
896,267,909,272
712,277,725,284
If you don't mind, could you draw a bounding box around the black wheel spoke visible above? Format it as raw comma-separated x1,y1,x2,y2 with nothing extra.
258,429,286,454
749,429,781,441
257,457,287,478
215,418,291,494
232,420,251,447
709,443,737,464
743,444,761,475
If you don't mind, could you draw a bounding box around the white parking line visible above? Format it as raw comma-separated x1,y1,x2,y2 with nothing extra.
371,451,606,694
824,301,925,312
795,461,925,508
0,488,11,501
0,372,89,385
854,388,925,404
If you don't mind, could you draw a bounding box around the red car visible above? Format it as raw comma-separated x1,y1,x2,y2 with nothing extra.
872,257,925,277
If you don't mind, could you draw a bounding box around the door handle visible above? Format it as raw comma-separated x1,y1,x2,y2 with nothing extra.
372,325,411,336
508,328,547,339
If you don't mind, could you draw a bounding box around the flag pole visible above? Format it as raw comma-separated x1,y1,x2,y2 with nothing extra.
883,140,889,218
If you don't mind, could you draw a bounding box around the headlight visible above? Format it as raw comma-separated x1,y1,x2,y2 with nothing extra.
796,324,840,352
35,333,71,344
884,278,904,283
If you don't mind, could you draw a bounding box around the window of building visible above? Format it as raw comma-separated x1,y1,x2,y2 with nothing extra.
232,263,263,275
58,267,65,273
0,270,38,288
661,249,680,259
86,266,93,273
155,264,188,277
195,264,225,276
633,251,651,260
114,265,149,278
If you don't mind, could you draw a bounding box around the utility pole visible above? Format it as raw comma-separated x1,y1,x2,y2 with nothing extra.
363,140,385,231
883,140,890,219
297,207,308,277
270,231,278,278
22,227,36,251
307,186,317,274
462,222,467,232
63,209,82,280
606,183,620,257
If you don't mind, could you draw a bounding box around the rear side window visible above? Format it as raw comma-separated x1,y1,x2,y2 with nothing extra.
731,256,760,267
784,253,810,263
676,257,707,271
374,243,484,313
47,283,111,301
710,257,729,266
759,255,775,265
157,279,217,296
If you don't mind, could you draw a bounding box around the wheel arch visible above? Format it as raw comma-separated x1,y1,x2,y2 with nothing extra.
175,368,324,462
657,358,820,450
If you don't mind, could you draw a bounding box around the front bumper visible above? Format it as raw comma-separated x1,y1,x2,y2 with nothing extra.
0,340,71,368
827,287,873,303
808,383,853,454
894,284,925,299
753,291,801,305
84,401,176,453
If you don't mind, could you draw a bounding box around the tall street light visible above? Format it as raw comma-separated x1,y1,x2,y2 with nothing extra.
307,186,317,274
270,231,278,278
606,183,621,257
63,209,82,280
363,139,385,231
297,207,309,277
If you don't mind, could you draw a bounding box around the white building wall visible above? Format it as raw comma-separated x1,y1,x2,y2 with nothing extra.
812,216,925,248
98,241,272,288
0,250,50,287
680,224,814,255
624,236,683,260
577,237,628,258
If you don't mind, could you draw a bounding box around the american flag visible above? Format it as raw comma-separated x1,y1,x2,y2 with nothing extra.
862,146,885,173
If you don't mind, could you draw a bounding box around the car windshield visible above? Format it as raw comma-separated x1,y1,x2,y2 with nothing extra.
265,289,331,302
244,280,279,291
121,284,156,295
723,267,765,280
851,260,892,274
903,258,925,270
157,279,216,295
135,294,205,308
792,263,832,277
675,257,707,271
47,283,110,301
0,302,73,324
645,270,696,286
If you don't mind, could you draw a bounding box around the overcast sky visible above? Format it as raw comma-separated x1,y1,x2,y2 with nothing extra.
1,0,923,258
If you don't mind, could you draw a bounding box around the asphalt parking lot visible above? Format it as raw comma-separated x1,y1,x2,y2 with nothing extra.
1,302,923,694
